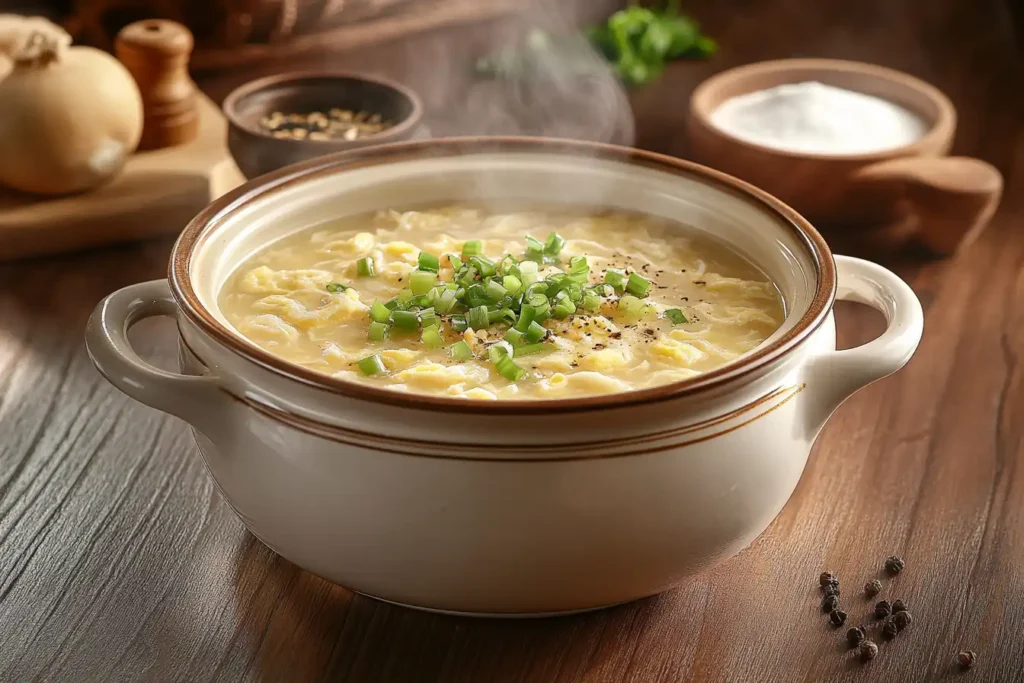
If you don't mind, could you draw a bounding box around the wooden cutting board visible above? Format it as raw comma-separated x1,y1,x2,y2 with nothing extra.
0,92,244,262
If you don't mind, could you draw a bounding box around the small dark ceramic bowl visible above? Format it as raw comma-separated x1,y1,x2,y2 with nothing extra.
223,71,425,179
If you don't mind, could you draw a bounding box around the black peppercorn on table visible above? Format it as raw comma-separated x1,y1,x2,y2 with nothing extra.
2,1,1023,681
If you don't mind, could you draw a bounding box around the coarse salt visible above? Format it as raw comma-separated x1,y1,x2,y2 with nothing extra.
709,81,928,155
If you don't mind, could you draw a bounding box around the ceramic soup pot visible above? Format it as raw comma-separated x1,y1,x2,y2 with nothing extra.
86,138,924,616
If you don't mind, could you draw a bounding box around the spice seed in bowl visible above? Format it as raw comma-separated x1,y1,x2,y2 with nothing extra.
261,109,393,141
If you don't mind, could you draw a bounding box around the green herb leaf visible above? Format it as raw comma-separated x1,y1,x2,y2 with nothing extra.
326,282,349,293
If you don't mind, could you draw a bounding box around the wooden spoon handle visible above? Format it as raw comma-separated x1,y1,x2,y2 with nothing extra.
852,156,1003,255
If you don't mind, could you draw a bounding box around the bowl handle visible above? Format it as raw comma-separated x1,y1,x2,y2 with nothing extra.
852,156,1003,255
804,255,924,434
86,279,223,430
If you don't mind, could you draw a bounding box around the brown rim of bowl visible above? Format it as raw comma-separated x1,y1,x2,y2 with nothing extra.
690,58,957,162
169,136,837,416
222,70,425,145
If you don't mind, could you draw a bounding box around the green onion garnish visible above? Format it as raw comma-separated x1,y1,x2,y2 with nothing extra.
485,280,507,302
552,299,576,319
519,260,539,285
514,342,554,357
396,289,414,305
503,274,523,294
515,305,536,332
495,354,526,381
435,289,458,314
417,252,440,272
462,240,483,256
544,232,566,255
604,269,626,293
369,300,391,323
626,272,651,298
469,256,497,278
665,308,689,325
409,270,437,295
524,321,548,343
468,305,489,330
421,325,444,348
326,282,349,293
356,257,376,277
618,294,646,316
524,235,545,259
581,290,602,311
391,310,420,330
367,321,389,342
418,307,438,329
488,340,515,363
450,315,469,332
356,354,387,375
448,340,473,361
505,328,524,345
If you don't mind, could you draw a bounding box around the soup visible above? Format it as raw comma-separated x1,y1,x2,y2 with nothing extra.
219,205,784,400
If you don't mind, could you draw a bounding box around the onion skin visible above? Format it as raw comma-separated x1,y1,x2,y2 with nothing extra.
0,46,143,195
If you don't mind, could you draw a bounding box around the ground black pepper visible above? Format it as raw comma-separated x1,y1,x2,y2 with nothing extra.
864,579,882,597
874,600,892,619
829,609,848,627
846,627,865,647
859,640,878,662
891,599,907,613
957,651,977,669
884,556,906,575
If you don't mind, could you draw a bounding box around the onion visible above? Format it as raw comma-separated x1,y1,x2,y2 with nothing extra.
0,16,142,195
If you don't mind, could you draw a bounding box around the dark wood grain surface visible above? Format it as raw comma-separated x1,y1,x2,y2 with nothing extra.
2,1,1023,681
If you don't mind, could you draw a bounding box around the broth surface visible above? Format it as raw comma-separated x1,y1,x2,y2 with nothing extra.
219,205,784,400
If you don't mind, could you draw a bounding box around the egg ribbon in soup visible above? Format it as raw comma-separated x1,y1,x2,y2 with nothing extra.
219,206,785,400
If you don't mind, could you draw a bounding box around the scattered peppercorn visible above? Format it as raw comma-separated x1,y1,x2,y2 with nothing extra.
874,600,892,619
892,599,907,613
892,610,912,631
847,626,865,647
820,571,837,587
822,583,840,597
260,108,393,140
882,619,899,640
864,579,882,597
957,651,977,669
859,640,879,662
884,556,906,575
822,594,839,612
829,609,848,627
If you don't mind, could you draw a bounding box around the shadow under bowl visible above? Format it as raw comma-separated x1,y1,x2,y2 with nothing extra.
223,71,425,180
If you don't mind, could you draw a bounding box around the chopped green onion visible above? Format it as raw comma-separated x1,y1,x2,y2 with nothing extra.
514,342,554,357
495,354,526,381
391,310,420,330
626,272,651,298
525,321,548,343
544,232,566,255
421,325,444,348
488,340,514,363
502,275,522,294
435,289,458,314
410,270,437,295
367,321,389,342
396,289,414,305
469,256,496,278
356,354,387,375
356,257,376,277
581,290,602,311
449,340,473,361
417,252,440,272
498,255,519,275
665,308,689,325
604,269,626,293
488,308,515,325
445,253,463,269
618,294,646,316
461,240,483,256
519,260,539,285
468,305,490,330
485,280,508,302
450,315,469,332
515,306,536,332
326,282,349,293
419,307,438,329
568,255,589,281
552,298,576,319
524,235,545,259
530,300,551,321
369,300,391,323
505,328,524,345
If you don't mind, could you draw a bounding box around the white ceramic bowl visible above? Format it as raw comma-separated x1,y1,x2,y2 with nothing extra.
86,138,923,616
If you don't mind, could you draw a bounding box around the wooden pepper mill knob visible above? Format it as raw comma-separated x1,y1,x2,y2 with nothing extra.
115,20,199,151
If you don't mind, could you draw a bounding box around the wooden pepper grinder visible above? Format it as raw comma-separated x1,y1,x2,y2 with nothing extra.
115,20,199,151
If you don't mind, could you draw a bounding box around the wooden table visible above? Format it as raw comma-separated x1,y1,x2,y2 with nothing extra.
2,2,1023,681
